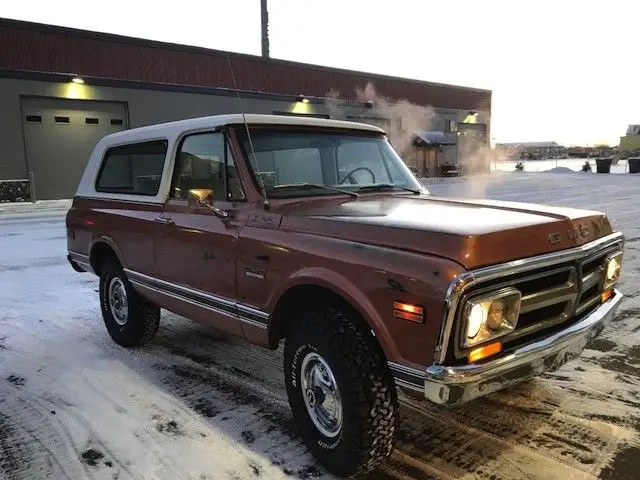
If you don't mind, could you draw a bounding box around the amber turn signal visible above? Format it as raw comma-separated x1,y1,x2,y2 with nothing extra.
393,302,425,323
468,341,502,363
601,289,613,303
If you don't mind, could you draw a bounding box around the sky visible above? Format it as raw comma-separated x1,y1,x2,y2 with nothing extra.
2,0,639,147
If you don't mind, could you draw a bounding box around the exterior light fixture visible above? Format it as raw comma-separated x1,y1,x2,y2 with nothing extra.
296,94,309,104
71,77,85,84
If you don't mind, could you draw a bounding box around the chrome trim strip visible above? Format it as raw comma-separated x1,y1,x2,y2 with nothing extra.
388,361,427,391
388,361,425,377
425,289,623,405
68,251,90,261
237,303,270,320
131,280,237,318
394,378,424,393
125,269,236,308
435,231,624,364
131,280,268,330
126,269,270,326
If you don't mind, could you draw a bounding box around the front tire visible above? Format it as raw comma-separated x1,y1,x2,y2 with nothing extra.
284,306,398,477
99,260,160,347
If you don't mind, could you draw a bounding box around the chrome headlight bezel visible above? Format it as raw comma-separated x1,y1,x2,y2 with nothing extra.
461,287,522,348
603,251,623,291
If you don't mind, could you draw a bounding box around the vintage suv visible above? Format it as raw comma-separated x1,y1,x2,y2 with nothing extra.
66,114,624,477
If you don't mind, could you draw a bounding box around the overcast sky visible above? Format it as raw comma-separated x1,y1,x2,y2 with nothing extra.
2,0,638,146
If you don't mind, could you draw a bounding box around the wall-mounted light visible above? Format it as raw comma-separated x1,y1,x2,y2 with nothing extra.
296,94,309,104
71,76,85,84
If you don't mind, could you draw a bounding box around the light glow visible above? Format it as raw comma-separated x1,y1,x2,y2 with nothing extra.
463,289,521,348
606,256,621,282
468,342,502,363
467,303,485,338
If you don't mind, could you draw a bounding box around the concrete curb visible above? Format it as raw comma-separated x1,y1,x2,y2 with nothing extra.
0,199,72,216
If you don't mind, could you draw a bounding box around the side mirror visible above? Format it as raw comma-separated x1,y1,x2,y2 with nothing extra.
187,188,214,208
187,188,229,219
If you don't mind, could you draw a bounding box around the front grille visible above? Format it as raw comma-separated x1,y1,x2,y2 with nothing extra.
449,239,622,363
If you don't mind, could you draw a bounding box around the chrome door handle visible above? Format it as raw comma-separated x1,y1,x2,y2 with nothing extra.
154,216,174,225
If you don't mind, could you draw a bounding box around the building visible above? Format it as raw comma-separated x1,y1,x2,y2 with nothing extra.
620,125,640,154
0,18,492,201
494,141,566,161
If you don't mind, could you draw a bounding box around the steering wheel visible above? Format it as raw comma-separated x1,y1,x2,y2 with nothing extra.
339,166,376,185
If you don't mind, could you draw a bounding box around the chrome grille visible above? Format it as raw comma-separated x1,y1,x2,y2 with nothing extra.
446,234,624,363
576,250,610,317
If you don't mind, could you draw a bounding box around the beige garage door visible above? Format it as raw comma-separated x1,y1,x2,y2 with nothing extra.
21,98,128,200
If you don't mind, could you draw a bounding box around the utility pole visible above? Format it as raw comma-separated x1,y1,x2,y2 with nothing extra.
261,0,269,58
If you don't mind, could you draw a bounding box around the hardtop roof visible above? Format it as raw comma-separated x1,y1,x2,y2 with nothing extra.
103,114,385,143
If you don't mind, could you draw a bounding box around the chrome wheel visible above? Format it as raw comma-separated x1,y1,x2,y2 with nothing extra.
108,277,128,326
300,352,343,438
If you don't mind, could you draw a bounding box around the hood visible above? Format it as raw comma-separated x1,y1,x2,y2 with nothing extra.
278,194,613,269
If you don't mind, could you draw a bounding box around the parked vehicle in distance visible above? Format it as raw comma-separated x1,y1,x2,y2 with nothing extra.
66,114,625,477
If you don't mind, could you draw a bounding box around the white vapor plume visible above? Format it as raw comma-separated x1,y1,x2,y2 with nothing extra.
325,82,437,160
324,81,493,198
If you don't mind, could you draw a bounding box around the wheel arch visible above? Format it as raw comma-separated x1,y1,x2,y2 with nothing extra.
89,236,125,276
267,268,400,363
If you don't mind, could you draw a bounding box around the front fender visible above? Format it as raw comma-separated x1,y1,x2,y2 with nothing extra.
267,266,401,363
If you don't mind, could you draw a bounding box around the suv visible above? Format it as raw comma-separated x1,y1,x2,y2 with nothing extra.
66,114,624,477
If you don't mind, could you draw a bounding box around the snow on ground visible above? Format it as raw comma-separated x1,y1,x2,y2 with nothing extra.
1,173,640,479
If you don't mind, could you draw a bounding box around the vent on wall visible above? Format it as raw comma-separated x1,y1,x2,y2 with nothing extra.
85,118,99,125
26,115,42,123
110,119,123,126
55,116,70,124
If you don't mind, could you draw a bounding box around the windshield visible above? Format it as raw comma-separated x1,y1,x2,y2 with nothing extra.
237,129,423,198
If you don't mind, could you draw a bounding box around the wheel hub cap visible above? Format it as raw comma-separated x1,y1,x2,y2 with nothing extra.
108,277,128,326
300,352,343,438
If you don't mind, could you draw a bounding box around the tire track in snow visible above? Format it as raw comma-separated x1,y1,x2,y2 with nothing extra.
155,322,635,479
0,382,81,480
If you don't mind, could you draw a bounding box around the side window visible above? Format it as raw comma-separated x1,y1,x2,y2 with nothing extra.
96,140,167,195
172,132,245,202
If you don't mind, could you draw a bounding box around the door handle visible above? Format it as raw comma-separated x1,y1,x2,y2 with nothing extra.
154,216,175,225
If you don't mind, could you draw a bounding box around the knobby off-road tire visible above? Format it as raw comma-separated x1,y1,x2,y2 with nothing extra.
99,260,160,347
284,306,399,477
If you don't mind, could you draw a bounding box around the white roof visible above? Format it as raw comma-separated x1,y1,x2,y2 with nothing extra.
102,114,385,144
75,114,385,203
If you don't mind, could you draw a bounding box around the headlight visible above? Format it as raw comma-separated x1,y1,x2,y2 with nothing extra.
604,251,623,289
462,288,522,348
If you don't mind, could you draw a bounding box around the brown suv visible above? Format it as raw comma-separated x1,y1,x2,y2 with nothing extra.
66,114,625,477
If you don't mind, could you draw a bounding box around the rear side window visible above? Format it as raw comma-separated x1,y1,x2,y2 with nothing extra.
96,140,168,195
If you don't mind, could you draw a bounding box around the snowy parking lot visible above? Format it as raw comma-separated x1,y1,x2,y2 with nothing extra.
1,172,639,480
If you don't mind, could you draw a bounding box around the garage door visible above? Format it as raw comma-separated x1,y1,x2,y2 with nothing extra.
21,98,128,200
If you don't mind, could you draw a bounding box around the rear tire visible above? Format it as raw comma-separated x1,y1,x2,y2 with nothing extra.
284,305,398,477
99,260,160,347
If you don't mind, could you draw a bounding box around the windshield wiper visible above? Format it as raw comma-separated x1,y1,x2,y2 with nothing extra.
356,184,422,194
271,183,359,198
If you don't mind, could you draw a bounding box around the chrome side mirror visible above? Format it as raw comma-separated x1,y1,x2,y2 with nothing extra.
187,189,229,219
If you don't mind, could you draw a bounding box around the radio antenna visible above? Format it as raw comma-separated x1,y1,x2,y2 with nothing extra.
226,55,270,209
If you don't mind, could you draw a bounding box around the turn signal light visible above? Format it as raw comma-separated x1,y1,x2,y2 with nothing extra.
602,289,613,303
468,341,502,363
393,302,425,323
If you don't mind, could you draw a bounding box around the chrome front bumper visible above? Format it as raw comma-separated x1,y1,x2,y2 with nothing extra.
423,289,623,406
